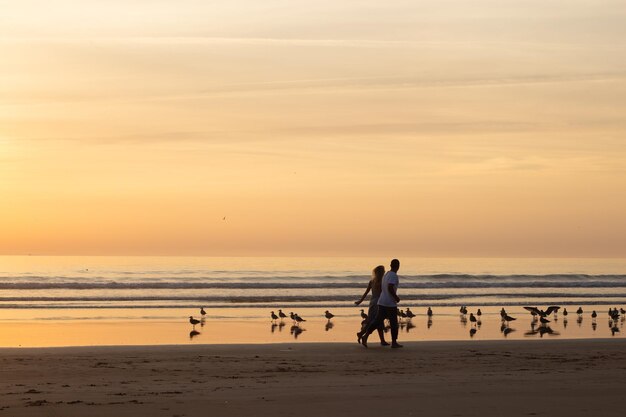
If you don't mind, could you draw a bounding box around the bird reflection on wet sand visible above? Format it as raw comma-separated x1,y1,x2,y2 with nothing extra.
290,325,305,339
325,321,334,332
189,330,200,340
526,325,559,338
500,323,515,337
405,321,415,333
427,318,433,329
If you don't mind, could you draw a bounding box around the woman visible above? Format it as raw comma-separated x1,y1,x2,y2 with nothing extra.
355,265,389,346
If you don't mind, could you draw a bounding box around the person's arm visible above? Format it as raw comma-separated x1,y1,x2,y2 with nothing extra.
354,281,372,305
388,283,400,304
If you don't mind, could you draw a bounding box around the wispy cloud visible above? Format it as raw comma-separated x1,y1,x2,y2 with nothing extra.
2,36,624,50
2,72,625,107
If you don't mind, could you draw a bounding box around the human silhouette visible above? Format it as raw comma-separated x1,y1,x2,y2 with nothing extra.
355,265,389,346
358,259,402,348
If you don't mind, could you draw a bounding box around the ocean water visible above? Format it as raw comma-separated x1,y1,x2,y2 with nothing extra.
1,256,626,311
1,257,625,346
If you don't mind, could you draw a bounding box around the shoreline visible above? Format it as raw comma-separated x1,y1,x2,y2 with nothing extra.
2,305,623,347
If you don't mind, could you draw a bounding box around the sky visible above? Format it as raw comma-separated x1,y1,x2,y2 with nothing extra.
1,0,626,257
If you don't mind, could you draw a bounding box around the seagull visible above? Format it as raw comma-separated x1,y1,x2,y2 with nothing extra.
427,307,433,317
271,311,279,322
294,314,306,324
539,317,550,325
563,308,568,316
577,307,583,315
360,309,368,320
200,307,207,317
460,306,468,315
398,309,407,320
469,313,477,325
476,309,482,317
523,306,560,318
324,310,334,320
278,309,287,320
405,308,416,319
621,308,626,315
289,312,296,323
500,308,507,318
189,316,200,328
503,314,516,326
591,311,597,319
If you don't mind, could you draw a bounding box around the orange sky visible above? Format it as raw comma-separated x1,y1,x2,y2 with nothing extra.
1,1,626,256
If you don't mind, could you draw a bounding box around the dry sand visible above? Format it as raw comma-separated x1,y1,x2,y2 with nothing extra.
1,339,625,417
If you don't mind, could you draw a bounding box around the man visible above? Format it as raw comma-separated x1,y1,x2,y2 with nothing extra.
360,259,402,348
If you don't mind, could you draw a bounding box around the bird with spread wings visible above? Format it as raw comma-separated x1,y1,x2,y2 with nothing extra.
523,306,560,317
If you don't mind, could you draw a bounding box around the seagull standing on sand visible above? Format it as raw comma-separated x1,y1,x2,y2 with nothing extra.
271,311,279,322
324,310,335,321
577,307,584,316
405,308,416,319
469,313,477,326
476,309,482,317
360,309,368,320
189,316,200,329
200,307,207,317
591,311,597,319
278,309,287,320
503,314,516,326
563,308,568,317
427,307,433,317
295,314,306,324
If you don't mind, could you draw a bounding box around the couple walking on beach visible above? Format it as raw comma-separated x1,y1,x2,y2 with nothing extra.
355,259,403,348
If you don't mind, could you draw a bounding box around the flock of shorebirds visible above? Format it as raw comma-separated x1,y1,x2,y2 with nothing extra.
185,305,626,339
458,305,625,338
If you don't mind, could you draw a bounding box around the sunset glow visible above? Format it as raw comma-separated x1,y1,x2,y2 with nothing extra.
1,0,625,256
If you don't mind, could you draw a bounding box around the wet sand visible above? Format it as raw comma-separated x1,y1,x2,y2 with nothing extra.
2,306,623,347
1,339,625,417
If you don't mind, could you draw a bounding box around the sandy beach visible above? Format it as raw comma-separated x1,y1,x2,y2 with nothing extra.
1,339,625,417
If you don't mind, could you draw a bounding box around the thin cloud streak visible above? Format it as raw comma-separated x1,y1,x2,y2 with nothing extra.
2,72,625,108
1,36,625,50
